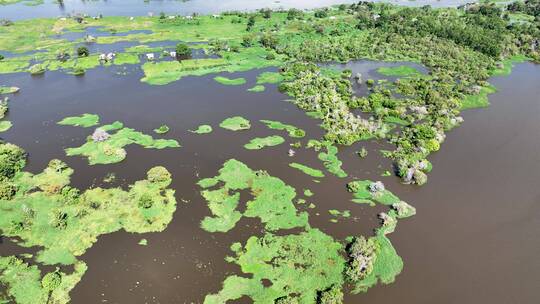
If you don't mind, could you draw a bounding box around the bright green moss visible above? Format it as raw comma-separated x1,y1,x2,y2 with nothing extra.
214,76,246,86
219,116,250,131
57,114,100,128
317,144,347,178
0,86,19,94
190,124,213,134
244,135,285,150
260,120,306,138
0,120,12,132
289,162,325,178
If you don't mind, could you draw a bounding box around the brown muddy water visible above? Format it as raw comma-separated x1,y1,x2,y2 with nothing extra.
0,61,539,304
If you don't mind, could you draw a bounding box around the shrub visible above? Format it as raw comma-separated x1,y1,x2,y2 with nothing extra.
41,271,62,291
138,194,154,209
175,43,191,57
0,143,26,180
147,166,171,185
318,285,343,304
77,46,89,57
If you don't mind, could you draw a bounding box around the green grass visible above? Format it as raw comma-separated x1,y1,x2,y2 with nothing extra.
0,86,19,94
63,118,180,165
247,85,265,92
244,135,285,150
219,116,250,131
347,180,401,206
377,65,421,77
491,54,530,77
154,125,170,134
289,162,325,178
256,71,284,84
190,124,213,134
318,144,347,178
460,84,497,110
214,76,246,86
260,120,306,138
57,113,100,128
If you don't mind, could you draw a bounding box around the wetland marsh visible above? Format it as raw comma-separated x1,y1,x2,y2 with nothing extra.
0,0,539,303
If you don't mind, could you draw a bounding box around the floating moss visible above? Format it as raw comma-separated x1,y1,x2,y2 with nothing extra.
64,118,180,165
219,116,250,131
204,229,344,304
154,125,170,134
303,189,314,197
260,120,306,138
138,239,148,246
289,162,325,178
0,120,12,132
198,159,308,233
190,124,213,134
377,65,421,77
244,135,285,150
214,76,246,86
317,143,347,178
57,113,100,128
247,85,265,92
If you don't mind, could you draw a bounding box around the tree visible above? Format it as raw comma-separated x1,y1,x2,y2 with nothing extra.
314,9,329,18
147,166,171,185
261,8,272,19
175,43,191,57
41,271,62,291
77,46,89,57
0,143,26,181
0,54,4,61
246,15,256,31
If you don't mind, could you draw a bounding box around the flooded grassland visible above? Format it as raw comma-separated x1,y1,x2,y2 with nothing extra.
1,1,540,304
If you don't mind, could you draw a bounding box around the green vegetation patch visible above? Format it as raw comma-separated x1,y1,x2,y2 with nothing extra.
247,85,265,92
318,143,347,178
256,71,284,84
204,229,344,304
154,125,170,134
260,119,306,138
377,65,422,77
461,84,497,110
214,76,247,86
244,135,285,150
197,159,308,233
289,162,325,178
63,118,180,165
0,120,12,132
219,116,250,131
346,180,400,206
0,86,19,94
57,113,100,128
190,124,213,134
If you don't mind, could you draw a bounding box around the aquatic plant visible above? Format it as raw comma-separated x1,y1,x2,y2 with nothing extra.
219,116,250,131
214,76,246,86
244,135,285,150
57,113,99,128
260,119,305,138
190,124,213,134
377,65,421,77
154,124,170,134
61,118,180,165
289,162,325,178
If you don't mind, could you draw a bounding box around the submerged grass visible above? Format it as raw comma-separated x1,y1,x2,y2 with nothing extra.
57,113,100,128
219,116,250,131
190,124,213,134
377,65,421,77
289,162,325,178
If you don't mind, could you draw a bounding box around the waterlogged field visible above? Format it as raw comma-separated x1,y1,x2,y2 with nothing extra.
0,1,539,304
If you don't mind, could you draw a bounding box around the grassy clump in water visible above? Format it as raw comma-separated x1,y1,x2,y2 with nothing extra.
63,118,180,165
190,124,213,134
244,135,285,150
256,71,284,84
0,142,177,302
0,97,12,132
219,116,250,131
308,140,347,178
289,162,325,178
57,113,100,128
260,119,306,138
205,229,344,304
154,124,170,134
197,159,308,233
0,86,19,94
346,180,400,206
214,76,246,86
377,65,421,77
0,256,87,304
460,84,497,110
247,84,265,92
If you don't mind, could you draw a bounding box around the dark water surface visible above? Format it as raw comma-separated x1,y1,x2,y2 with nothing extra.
0,60,539,304
1,0,475,20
